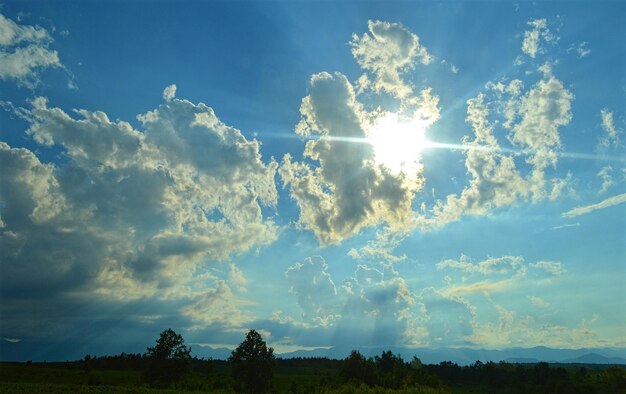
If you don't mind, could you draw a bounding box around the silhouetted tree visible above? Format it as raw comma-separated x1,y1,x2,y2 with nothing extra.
229,329,275,393
144,328,191,387
341,350,376,386
374,350,407,388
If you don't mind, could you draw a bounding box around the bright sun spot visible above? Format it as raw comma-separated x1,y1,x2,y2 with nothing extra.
367,112,429,176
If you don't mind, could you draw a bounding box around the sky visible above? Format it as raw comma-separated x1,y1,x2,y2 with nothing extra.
0,0,624,361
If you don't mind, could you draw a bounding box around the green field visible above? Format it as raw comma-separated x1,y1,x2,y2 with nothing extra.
1,359,625,393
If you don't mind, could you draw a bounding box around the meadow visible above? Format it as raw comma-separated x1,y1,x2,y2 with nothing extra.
1,356,625,393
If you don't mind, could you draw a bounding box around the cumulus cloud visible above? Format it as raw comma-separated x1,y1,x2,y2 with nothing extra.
282,252,425,347
467,304,604,349
0,92,278,304
351,20,432,98
280,72,427,244
180,280,253,328
340,262,421,346
599,108,621,149
285,256,339,326
431,254,598,348
163,84,176,102
0,13,62,86
281,21,439,244
561,193,626,218
419,287,474,346
419,61,573,228
521,18,555,58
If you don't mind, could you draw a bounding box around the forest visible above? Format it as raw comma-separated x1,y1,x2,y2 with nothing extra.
1,329,625,393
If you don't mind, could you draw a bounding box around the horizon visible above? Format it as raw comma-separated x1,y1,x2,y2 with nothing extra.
0,1,624,363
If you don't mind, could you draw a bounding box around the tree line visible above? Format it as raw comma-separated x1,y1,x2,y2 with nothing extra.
75,328,626,393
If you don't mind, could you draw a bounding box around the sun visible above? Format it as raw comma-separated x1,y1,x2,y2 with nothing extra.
367,112,429,176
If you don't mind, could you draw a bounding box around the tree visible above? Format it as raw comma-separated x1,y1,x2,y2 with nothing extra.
144,328,191,387
229,329,275,393
341,350,375,386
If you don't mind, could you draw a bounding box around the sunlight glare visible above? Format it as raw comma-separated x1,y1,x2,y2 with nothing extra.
367,113,429,176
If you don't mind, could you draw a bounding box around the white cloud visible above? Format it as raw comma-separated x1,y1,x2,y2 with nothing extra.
419,64,573,228
530,261,566,276
280,72,427,244
228,263,247,292
561,193,626,218
1,92,278,302
285,256,339,326
521,18,555,59
568,41,591,59
551,222,580,230
163,84,176,102
180,280,253,328
282,253,424,346
351,20,432,98
347,230,407,264
0,337,22,343
597,165,614,194
0,14,50,46
280,21,444,244
599,108,621,149
419,287,474,346
528,295,550,309
437,255,524,276
0,13,62,86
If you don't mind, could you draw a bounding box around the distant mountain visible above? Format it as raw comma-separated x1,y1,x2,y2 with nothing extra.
562,353,626,365
3,338,626,365
273,346,626,366
505,357,540,363
191,346,233,360
272,346,626,365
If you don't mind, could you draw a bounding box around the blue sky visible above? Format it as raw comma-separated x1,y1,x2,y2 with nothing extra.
0,1,624,360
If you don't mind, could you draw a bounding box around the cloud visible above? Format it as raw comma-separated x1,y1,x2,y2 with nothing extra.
419,287,474,346
561,193,626,218
281,21,440,244
280,71,427,244
285,256,339,326
340,263,421,347
551,222,580,230
1,92,278,306
467,305,605,349
437,255,566,297
568,41,591,59
599,108,621,149
597,165,614,194
530,261,566,276
282,253,424,347
419,62,573,228
163,84,176,102
351,20,432,98
528,295,550,309
521,18,555,59
347,230,407,264
0,13,62,86
228,263,247,293
180,280,253,328
0,337,22,343
437,255,524,276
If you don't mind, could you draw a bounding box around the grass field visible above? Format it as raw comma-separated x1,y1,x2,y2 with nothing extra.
1,360,624,393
